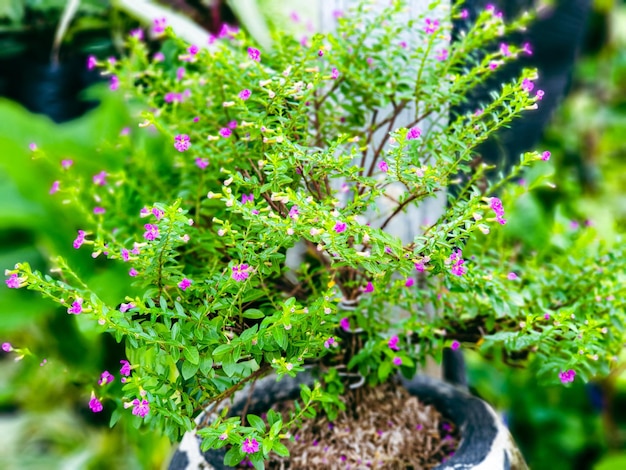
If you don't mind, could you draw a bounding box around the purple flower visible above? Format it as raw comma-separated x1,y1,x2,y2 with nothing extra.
363,281,374,293
459,9,469,19
99,371,114,386
176,67,185,81
388,335,400,351
228,120,238,129
89,394,103,413
93,206,106,215
324,337,336,348
61,159,73,169
378,160,389,172
392,357,402,366
559,369,576,384
415,261,426,273
178,278,192,291
120,360,131,376
541,151,551,161
339,317,350,331
406,127,421,140
521,78,534,93
500,43,511,57
450,340,460,351
152,208,164,220
93,171,107,186
334,222,347,233
239,89,251,100
405,278,415,287
424,18,439,34
536,90,545,101
331,68,339,79
232,264,250,282
109,76,119,91
87,55,97,70
248,48,261,62
49,180,60,194
450,249,466,276
188,45,199,55
5,274,20,289
289,206,299,219
242,437,259,454
507,272,518,280
241,193,254,204
132,399,150,417
153,52,165,62
129,268,138,277
174,134,191,152
436,49,448,61
522,42,533,56
489,197,506,225
143,224,159,241
195,158,209,169
219,128,232,138
119,302,135,313
67,298,83,315
153,17,167,34
2,342,12,352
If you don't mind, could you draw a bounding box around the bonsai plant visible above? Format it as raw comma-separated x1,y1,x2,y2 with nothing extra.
4,0,625,468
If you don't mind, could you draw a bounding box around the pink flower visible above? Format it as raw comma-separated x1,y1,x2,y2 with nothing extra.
436,49,448,61
89,393,103,413
178,278,192,291
219,128,232,138
93,171,107,186
61,159,73,169
232,264,250,282
153,52,165,62
339,317,350,331
489,61,500,70
559,369,576,384
424,18,439,34
449,249,466,276
153,17,167,34
241,193,254,204
109,76,119,91
324,337,336,348
536,90,545,101
450,340,460,351
392,357,403,366
363,281,374,293
2,342,12,352
289,206,299,219
93,206,106,215
174,134,191,152
119,302,135,313
248,47,261,62
121,248,130,262
99,371,114,386
388,335,400,351
405,278,415,287
541,151,551,161
143,224,159,241
87,55,97,70
73,230,86,249
331,68,339,79
176,67,185,81
67,298,83,315
522,42,533,56
489,197,506,225
334,222,347,233
49,180,60,194
415,261,426,272
242,437,259,454
129,268,138,277
239,89,251,100
318,50,324,57
188,45,198,55
459,9,469,19
152,208,164,220
228,120,238,129
132,399,150,417
406,127,421,140
195,158,209,169
378,161,389,172
507,272,518,280
29,142,37,151
5,274,20,289
120,360,131,376
500,43,511,57
521,78,534,93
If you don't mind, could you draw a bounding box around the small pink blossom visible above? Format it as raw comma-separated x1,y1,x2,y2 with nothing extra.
499,43,511,57
219,128,232,138
48,180,59,195
449,249,466,276
331,68,339,79
415,261,426,272
489,197,506,225
120,360,131,376
363,281,374,293
29,143,37,151
232,264,250,282
89,393,103,413
522,42,533,55
289,206,299,219
459,9,469,19
424,18,439,34
228,120,238,129
541,151,551,161
324,337,336,348
153,17,167,34
119,302,135,313
188,45,198,55
99,371,114,386
93,171,107,186
450,340,460,351
121,248,130,261
93,206,106,215
241,193,254,204
67,298,83,315
153,52,165,62
248,47,261,62
393,357,403,366
489,61,500,70
405,278,415,287
5,274,20,289
436,49,448,61
129,268,138,277
242,437,259,454
559,369,576,384
87,55,97,70
73,230,86,249
109,76,119,91
536,90,545,101
239,89,251,100
2,342,12,352
388,335,400,351
406,127,421,140
174,134,191,152
178,278,192,291
195,158,209,169
339,317,350,331
143,224,159,241
334,222,347,233
61,159,73,169
176,67,185,81
521,78,534,93
132,399,150,417
378,161,389,172
507,272,518,280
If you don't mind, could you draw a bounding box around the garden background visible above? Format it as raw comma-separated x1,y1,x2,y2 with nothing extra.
1,1,625,468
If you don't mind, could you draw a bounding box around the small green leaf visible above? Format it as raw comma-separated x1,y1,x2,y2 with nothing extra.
246,414,266,432
184,347,200,365
182,359,199,380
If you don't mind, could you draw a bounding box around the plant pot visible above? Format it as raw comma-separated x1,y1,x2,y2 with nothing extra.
167,373,527,470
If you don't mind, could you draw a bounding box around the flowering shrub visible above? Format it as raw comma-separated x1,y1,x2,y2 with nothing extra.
3,0,625,467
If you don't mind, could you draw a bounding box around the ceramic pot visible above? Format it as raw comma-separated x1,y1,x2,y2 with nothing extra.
167,372,527,470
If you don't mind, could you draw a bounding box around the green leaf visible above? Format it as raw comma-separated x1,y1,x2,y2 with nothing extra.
181,359,199,380
243,309,265,319
377,360,392,382
246,414,266,433
184,347,200,365
223,446,244,467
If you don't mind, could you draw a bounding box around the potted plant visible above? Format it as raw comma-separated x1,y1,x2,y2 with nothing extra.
4,0,624,468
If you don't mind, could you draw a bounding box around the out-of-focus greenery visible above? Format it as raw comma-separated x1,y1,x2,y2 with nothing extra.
468,1,626,469
0,88,170,469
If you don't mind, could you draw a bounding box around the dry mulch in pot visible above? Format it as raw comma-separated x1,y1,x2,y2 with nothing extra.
239,379,459,469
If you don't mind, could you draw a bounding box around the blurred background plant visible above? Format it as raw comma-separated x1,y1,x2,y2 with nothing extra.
1,0,625,469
